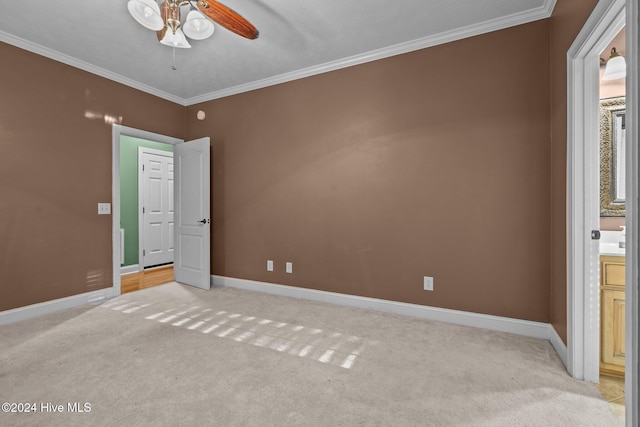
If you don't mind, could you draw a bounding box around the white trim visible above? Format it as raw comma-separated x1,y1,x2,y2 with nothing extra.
0,288,113,326
212,275,553,340
187,0,557,104
120,264,140,275
0,1,555,107
112,125,183,298
0,31,186,106
567,0,625,383
625,0,639,424
120,228,124,265
112,126,122,298
549,325,568,370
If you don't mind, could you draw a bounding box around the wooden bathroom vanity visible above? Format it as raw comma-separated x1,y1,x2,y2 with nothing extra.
600,255,626,376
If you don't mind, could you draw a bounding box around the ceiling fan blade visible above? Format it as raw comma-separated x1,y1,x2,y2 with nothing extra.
196,0,259,40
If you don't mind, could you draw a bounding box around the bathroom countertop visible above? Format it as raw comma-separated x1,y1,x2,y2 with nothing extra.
600,242,625,257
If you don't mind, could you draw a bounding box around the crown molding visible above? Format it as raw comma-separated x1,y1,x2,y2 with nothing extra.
0,30,187,106
1,0,556,107
185,0,557,105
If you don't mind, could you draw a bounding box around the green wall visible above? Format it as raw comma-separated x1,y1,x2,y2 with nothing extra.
120,136,173,267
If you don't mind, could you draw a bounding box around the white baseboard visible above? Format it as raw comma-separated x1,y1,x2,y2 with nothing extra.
211,275,552,341
549,324,568,370
120,264,140,275
0,288,114,326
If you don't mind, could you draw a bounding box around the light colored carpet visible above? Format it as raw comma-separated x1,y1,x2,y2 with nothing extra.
0,282,622,426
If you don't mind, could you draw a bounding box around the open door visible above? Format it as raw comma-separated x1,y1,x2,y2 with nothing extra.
174,137,211,289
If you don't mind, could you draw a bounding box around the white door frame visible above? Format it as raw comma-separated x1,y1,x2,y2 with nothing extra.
625,0,638,424
111,125,183,296
138,147,174,270
568,0,639,424
567,0,625,384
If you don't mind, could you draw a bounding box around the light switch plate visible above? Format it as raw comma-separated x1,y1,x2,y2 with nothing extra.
98,203,111,215
423,276,434,291
286,262,293,274
267,260,274,272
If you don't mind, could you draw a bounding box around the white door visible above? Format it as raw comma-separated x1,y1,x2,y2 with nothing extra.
174,137,211,289
140,148,174,267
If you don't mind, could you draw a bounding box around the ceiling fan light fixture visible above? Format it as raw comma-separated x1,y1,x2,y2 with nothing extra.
128,0,258,50
160,28,192,48
183,10,215,40
603,47,626,81
127,0,164,31
161,0,182,35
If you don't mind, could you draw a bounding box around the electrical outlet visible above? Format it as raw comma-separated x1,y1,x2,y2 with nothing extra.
267,260,274,272
286,262,293,274
423,276,434,291
98,203,111,215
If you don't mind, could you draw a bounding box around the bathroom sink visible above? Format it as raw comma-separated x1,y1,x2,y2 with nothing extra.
600,242,625,256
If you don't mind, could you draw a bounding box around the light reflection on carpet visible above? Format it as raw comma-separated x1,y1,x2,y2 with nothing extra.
100,299,375,369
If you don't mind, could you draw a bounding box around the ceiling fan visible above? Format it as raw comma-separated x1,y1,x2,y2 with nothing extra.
128,0,259,49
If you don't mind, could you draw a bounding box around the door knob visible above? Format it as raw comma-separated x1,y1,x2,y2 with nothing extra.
197,219,209,224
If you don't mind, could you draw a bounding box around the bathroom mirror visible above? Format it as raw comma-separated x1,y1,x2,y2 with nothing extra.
600,97,626,217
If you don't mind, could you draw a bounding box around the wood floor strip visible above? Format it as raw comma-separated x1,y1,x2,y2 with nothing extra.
121,266,174,294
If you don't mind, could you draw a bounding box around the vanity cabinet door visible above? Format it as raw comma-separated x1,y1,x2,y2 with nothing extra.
600,256,625,376
601,288,625,373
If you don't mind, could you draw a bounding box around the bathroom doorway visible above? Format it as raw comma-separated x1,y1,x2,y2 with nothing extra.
567,0,639,424
568,0,625,385
596,26,627,419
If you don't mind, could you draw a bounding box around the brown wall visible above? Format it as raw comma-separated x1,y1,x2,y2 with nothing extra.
549,0,599,343
187,21,552,322
1,1,603,331
0,42,185,312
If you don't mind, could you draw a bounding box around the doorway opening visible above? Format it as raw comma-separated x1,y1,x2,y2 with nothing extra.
111,125,183,296
112,126,212,294
596,26,627,420
119,138,176,273
122,137,176,293
567,0,634,424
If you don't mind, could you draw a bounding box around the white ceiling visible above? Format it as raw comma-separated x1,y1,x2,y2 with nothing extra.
0,0,555,105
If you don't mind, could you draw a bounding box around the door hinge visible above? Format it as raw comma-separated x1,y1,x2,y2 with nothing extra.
143,207,145,214
143,249,145,256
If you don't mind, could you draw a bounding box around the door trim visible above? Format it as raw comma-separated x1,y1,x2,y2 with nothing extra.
111,125,183,296
625,0,639,424
567,0,625,383
138,147,174,270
